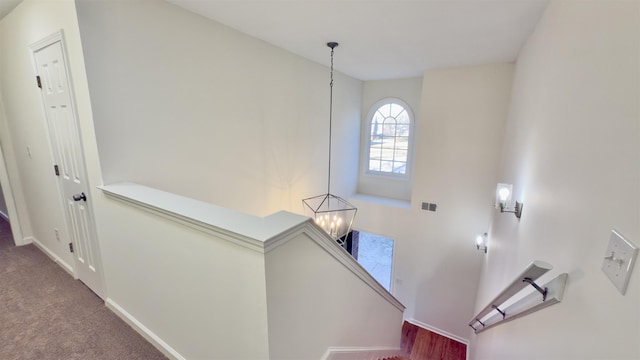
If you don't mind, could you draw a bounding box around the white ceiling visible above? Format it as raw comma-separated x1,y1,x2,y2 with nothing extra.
0,0,549,80
166,0,549,80
0,0,21,21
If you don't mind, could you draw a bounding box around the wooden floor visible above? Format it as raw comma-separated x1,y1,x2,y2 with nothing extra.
401,321,467,360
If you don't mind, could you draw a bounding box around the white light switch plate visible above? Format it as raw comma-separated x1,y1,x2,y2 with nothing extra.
602,229,638,295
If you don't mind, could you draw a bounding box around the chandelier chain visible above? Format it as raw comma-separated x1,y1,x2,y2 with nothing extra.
327,43,335,194
301,41,357,242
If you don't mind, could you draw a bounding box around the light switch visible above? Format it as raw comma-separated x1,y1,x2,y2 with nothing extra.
601,229,638,295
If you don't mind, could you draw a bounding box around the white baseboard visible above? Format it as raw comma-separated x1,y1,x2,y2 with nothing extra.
30,236,74,275
321,346,401,360
407,318,469,345
105,298,186,360
16,235,32,246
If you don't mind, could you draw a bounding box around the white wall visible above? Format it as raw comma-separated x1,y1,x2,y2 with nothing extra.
74,0,521,345
351,63,514,340
99,195,271,359
96,181,403,359
0,180,7,219
358,77,423,201
0,0,103,265
471,1,640,359
5,1,595,354
265,231,404,359
75,0,362,218
0,93,25,241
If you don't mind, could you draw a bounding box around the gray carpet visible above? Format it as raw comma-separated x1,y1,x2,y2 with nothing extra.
0,219,168,360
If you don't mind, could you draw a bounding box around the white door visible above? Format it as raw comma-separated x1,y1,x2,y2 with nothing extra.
31,32,104,299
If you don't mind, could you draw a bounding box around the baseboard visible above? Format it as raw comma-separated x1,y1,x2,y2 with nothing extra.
407,318,469,345
105,298,186,360
321,346,401,360
0,210,9,222
15,234,32,246
30,236,74,275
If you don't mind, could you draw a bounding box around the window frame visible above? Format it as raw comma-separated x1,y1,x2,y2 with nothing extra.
361,98,415,179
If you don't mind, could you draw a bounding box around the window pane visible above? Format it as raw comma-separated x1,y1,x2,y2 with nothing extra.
369,147,382,159
366,99,412,176
380,147,394,161
395,136,409,150
382,123,396,136
369,159,381,171
396,110,410,124
394,149,408,161
396,124,410,136
372,112,385,125
354,231,394,291
381,137,395,147
392,162,407,174
380,161,394,172
378,104,391,117
390,103,404,118
371,116,383,138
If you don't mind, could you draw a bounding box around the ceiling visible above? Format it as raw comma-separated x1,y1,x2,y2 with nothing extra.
0,0,549,81
166,0,550,80
0,0,21,21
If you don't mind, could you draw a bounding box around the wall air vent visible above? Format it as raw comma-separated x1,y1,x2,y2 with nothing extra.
421,202,437,212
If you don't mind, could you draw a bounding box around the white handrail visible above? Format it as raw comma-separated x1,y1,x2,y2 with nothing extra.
470,261,568,334
98,182,308,252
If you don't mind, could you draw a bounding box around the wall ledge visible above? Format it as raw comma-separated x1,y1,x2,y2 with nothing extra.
98,182,308,253
351,193,411,209
99,182,405,311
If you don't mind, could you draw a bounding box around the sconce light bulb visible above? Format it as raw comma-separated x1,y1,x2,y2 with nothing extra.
498,187,510,202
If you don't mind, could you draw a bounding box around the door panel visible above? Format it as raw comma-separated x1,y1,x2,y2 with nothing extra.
33,33,104,298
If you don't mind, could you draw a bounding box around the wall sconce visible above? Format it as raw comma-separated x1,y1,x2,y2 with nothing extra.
476,233,488,253
496,183,523,219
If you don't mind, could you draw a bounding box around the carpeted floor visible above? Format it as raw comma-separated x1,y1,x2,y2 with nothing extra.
0,219,168,360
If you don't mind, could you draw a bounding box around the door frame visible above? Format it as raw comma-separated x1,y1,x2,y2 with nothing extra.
29,30,106,298
0,141,25,246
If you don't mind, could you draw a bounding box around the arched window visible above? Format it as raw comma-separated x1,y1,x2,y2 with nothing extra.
365,98,414,176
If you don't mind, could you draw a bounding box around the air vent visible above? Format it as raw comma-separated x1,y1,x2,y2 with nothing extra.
421,202,437,212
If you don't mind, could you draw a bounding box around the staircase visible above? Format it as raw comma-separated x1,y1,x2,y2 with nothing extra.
381,321,467,360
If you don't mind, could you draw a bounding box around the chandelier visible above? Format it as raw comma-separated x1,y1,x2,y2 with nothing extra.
302,42,357,244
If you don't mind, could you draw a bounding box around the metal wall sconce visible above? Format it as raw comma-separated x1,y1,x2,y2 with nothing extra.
496,183,523,219
476,233,488,253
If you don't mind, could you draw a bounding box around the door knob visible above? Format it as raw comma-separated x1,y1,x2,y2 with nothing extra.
72,192,87,202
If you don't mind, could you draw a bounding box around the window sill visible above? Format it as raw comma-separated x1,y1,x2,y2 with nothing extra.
350,193,411,209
